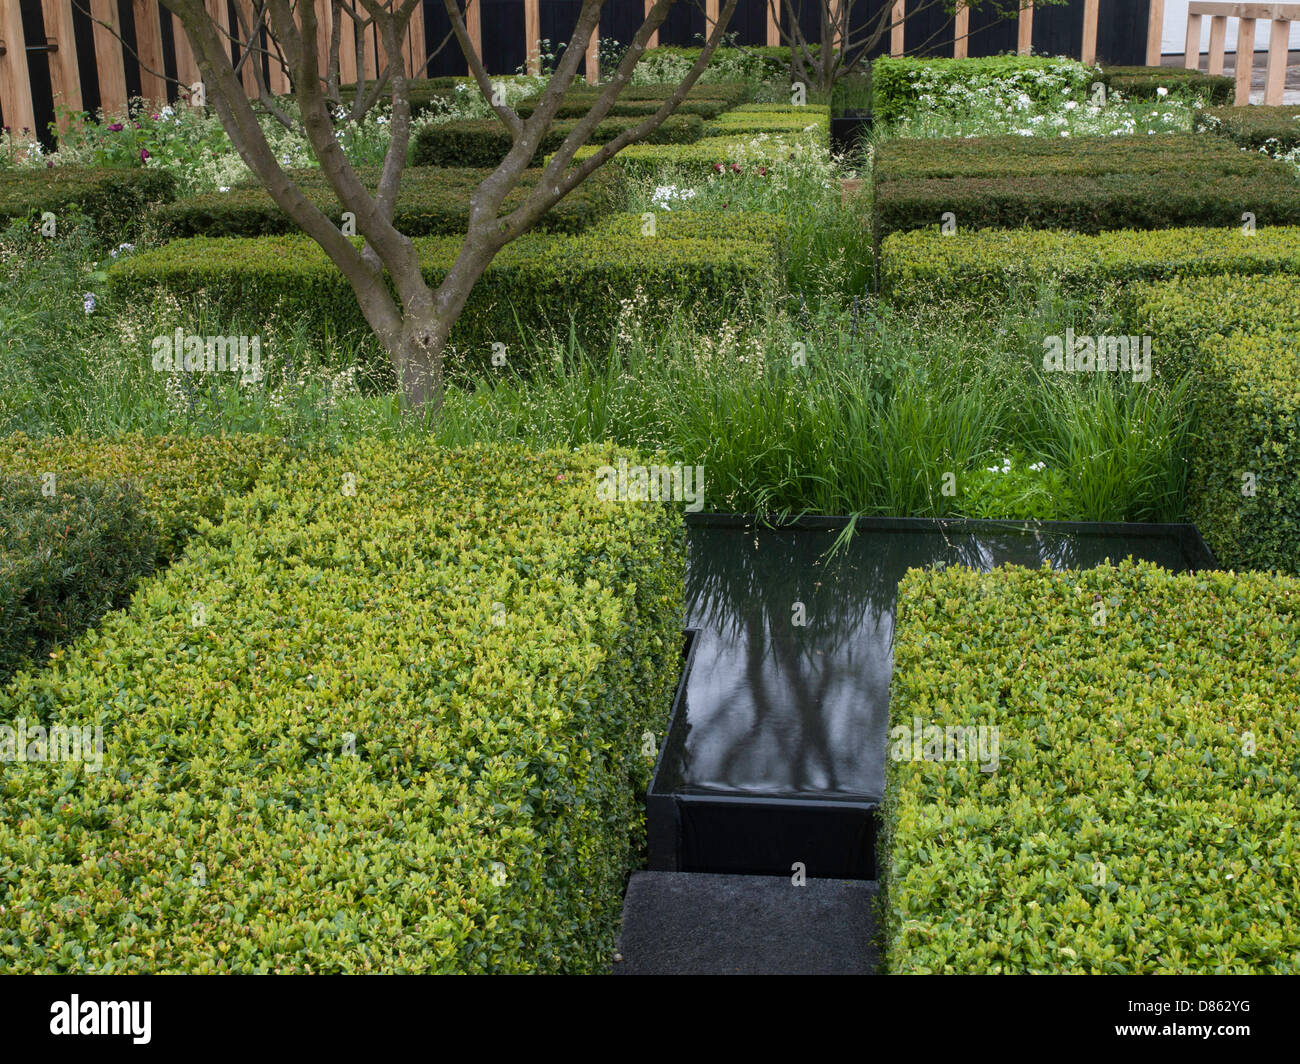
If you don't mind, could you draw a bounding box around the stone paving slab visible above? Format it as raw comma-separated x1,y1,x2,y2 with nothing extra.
613,871,880,975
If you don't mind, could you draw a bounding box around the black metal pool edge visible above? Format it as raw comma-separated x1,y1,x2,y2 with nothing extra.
643,514,1219,881
684,513,1219,572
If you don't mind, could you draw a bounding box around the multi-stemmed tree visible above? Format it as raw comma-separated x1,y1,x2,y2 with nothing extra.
156,1,740,414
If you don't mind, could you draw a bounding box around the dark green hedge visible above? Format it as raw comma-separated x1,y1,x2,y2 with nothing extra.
0,441,684,972
885,560,1300,973
874,134,1268,181
0,476,157,683
873,135,1300,242
155,165,624,238
1101,64,1234,103
0,167,176,239
1129,274,1300,573
107,212,782,369
412,113,703,168
1196,105,1300,151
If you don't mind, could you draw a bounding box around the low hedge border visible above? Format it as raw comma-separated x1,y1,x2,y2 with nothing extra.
874,134,1270,181
106,212,784,369
1101,64,1235,103
1129,274,1300,573
879,225,1300,307
567,130,823,175
884,559,1300,973
1196,105,1300,152
0,441,684,972
0,476,157,684
0,433,283,561
412,113,703,168
155,165,625,239
0,167,176,239
704,105,830,139
872,135,1300,242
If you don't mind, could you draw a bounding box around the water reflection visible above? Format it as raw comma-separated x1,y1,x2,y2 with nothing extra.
664,519,1195,802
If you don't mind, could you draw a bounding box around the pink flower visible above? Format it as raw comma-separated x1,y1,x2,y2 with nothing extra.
729,162,741,173
140,148,150,161
712,162,723,173
107,122,124,132
758,166,767,176
150,113,160,120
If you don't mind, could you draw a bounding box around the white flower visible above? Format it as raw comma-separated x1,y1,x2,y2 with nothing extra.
1156,86,1169,97
82,292,96,315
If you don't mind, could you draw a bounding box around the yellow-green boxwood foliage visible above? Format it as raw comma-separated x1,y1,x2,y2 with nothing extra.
704,105,830,140
412,113,703,168
0,433,282,561
106,214,782,366
0,441,684,972
1129,274,1300,573
879,225,1300,306
155,165,625,239
885,560,1300,974
0,476,158,683
568,130,823,175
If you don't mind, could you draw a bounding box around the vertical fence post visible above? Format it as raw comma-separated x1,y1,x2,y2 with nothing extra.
1184,9,1202,70
44,0,85,124
954,2,969,60
525,0,540,74
90,0,129,115
891,0,904,56
1081,0,1099,65
467,0,482,69
1207,14,1228,75
407,0,426,78
1265,16,1290,105
1147,0,1165,66
1018,1,1034,56
646,1,659,49
172,10,202,93
1235,16,1255,105
767,0,779,46
0,1,36,137
132,1,168,103
586,20,599,84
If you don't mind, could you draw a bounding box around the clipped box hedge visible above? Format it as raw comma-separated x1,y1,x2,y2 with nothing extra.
1196,104,1300,152
873,135,1300,242
0,476,157,684
704,104,830,139
1129,274,1300,573
107,212,783,368
885,559,1300,974
412,112,703,168
0,441,684,973
569,130,823,175
0,166,176,238
155,165,624,239
0,433,281,561
1101,64,1234,103
880,225,1300,306
874,134,1269,181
